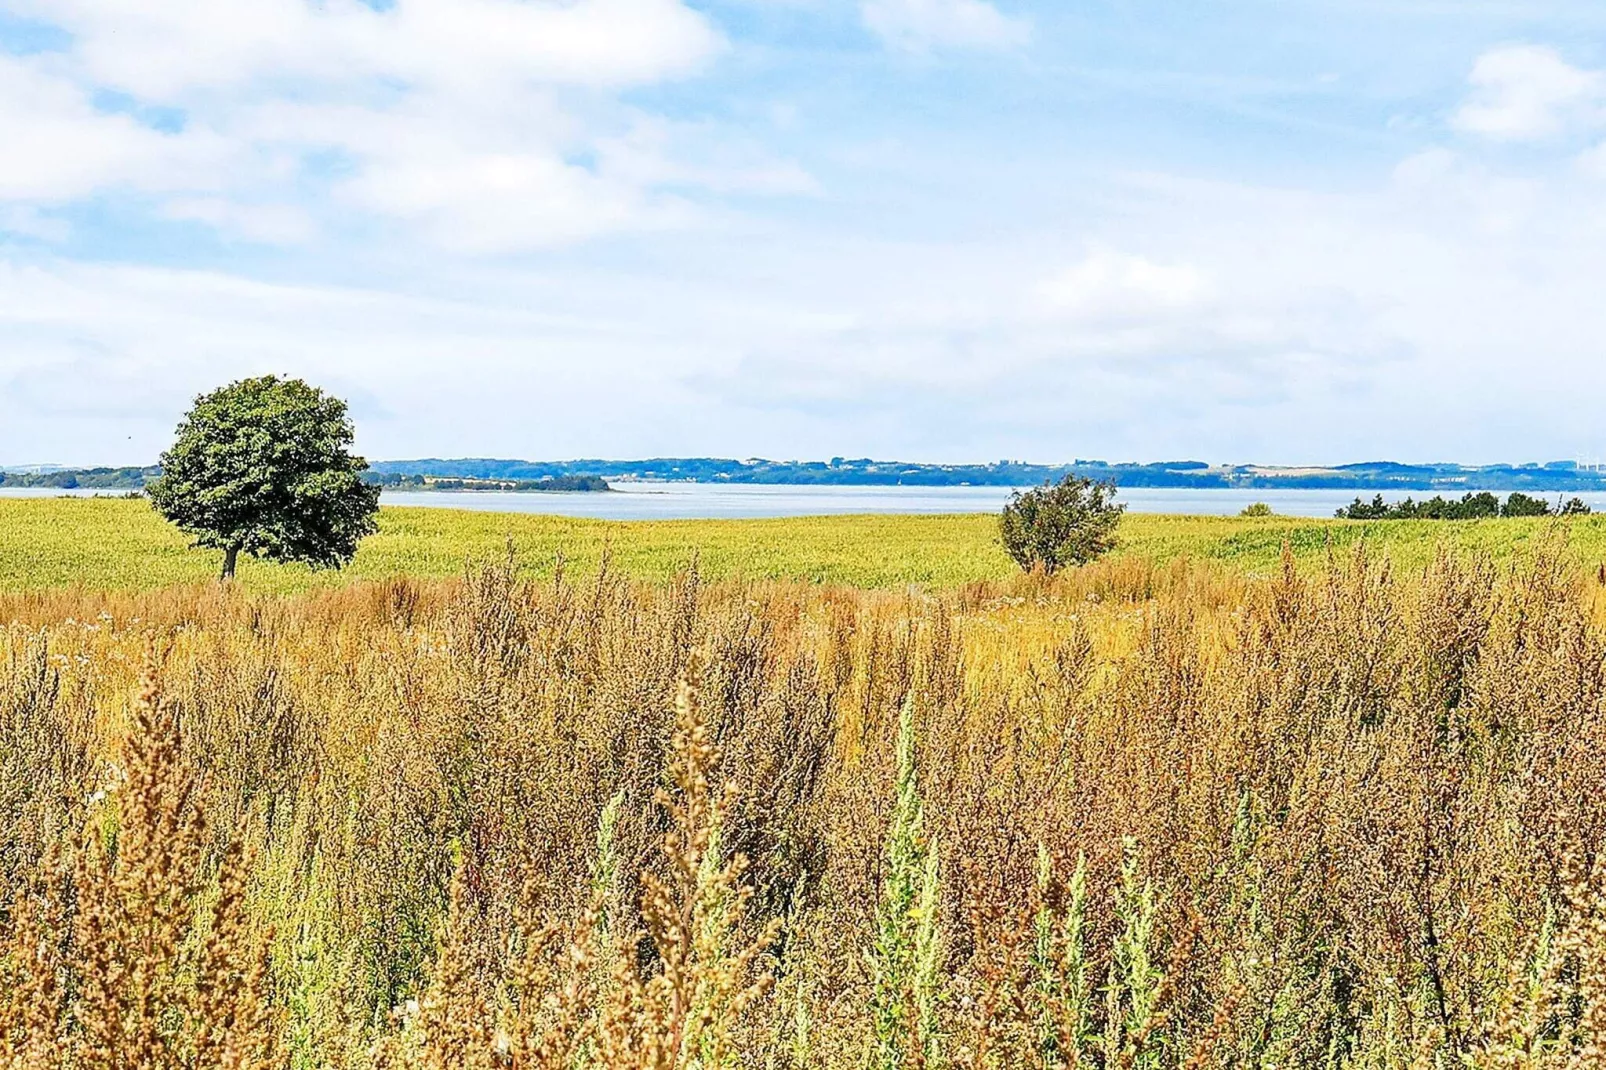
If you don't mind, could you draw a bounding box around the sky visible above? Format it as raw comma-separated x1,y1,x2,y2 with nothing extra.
3,1,1606,467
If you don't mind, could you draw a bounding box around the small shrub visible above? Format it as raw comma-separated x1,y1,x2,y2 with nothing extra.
1239,503,1274,517
999,476,1124,574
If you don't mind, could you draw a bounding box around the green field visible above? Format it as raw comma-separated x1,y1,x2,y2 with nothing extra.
2,496,1604,592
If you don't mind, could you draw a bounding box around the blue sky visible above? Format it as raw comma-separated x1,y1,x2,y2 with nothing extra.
3,0,1606,466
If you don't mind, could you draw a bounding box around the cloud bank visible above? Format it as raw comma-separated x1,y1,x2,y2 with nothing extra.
3,5,1606,466
0,0,798,250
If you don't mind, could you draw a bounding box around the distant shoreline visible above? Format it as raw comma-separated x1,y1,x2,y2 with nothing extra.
13,484,1606,522
376,484,612,495
11,457,1606,494
368,458,1606,494
369,474,611,494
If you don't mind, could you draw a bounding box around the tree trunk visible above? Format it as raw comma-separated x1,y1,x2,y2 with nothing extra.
221,545,239,581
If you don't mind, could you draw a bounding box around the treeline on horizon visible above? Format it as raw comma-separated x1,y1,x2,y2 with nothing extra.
358,472,610,493
1336,490,1594,520
0,465,160,490
14,456,1606,492
371,456,1606,491
0,467,610,494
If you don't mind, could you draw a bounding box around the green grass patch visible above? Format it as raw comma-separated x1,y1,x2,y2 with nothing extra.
3,497,1605,593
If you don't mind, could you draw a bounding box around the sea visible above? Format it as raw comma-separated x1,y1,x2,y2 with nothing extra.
10,483,1606,520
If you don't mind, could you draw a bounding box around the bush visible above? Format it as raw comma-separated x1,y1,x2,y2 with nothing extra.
999,476,1124,574
1336,491,1591,521
1501,492,1551,518
1240,502,1274,517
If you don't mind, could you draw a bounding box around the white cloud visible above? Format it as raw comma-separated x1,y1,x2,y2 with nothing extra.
862,0,1030,52
1453,45,1604,141
160,198,317,245
595,119,824,198
0,0,820,251
0,259,663,459
1036,250,1209,321
1580,141,1606,179
678,149,1606,461
8,12,1606,467
0,206,68,242
8,0,723,98
7,129,1606,467
0,55,232,201
1391,148,1540,234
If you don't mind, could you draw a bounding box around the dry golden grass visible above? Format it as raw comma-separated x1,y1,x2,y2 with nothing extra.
0,662,278,1069
1,539,1606,1066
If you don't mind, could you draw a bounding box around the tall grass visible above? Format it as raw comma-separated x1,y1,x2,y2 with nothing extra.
2,540,1606,1066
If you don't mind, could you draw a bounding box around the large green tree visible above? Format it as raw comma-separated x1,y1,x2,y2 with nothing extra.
147,376,381,579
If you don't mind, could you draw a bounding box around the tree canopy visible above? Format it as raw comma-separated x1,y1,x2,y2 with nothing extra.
1335,491,1591,521
147,376,380,578
999,475,1124,574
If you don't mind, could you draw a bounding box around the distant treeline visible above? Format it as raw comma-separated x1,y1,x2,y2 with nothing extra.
371,456,1144,487
1337,492,1593,520
0,466,609,494
17,456,1606,494
370,456,1252,487
360,472,610,493
0,466,158,489
370,456,1606,491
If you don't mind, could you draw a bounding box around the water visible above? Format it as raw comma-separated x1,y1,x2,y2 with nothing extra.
8,484,1606,520
362,485,1606,519
0,488,146,500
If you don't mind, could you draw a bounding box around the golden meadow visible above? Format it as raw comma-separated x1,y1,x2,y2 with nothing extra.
3,497,1606,1068
9,497,1606,590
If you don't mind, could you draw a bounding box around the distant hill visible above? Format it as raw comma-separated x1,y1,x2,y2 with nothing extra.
370,457,1606,492
0,466,160,490
11,458,1606,494
361,472,610,493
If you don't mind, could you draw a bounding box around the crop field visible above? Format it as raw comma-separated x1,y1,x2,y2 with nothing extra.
6,495,1606,592
2,500,1606,1068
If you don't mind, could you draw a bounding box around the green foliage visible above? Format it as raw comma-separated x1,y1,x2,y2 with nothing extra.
1103,839,1164,1070
1336,491,1591,521
1240,502,1274,517
1032,847,1093,1069
593,788,625,939
1502,492,1552,517
1000,476,1125,574
147,376,380,578
868,700,943,1070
